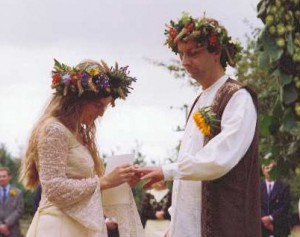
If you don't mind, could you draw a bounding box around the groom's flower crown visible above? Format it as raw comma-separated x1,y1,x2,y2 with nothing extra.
51,59,136,101
164,12,243,67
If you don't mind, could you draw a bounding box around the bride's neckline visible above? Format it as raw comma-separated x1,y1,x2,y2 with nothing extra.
48,117,89,149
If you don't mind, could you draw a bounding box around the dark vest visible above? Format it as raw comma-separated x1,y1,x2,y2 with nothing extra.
200,79,261,237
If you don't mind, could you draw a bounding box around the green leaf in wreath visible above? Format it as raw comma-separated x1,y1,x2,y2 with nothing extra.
54,58,62,71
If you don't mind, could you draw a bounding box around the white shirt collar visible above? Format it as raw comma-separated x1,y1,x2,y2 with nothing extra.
1,184,10,194
200,74,229,94
265,180,275,186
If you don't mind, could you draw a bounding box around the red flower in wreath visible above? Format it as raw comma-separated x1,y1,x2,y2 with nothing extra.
209,34,218,46
52,73,61,85
169,28,177,40
71,74,79,84
186,23,194,32
208,34,221,53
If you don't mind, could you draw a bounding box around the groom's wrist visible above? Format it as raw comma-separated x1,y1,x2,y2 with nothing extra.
162,163,178,181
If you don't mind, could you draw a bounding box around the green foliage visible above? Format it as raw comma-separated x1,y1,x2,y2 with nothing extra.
257,0,300,129
131,146,147,210
0,144,19,183
289,170,300,213
236,30,300,178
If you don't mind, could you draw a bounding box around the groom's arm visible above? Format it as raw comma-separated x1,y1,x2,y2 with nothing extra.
162,89,257,181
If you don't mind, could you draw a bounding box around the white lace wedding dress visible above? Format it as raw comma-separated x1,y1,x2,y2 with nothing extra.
26,118,144,237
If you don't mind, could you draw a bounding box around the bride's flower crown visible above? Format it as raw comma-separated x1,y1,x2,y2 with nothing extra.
164,12,243,67
51,59,136,101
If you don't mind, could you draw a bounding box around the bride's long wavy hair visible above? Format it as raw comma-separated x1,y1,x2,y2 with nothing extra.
20,60,106,189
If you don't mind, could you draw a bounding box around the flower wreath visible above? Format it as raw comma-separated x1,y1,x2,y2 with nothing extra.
164,12,243,67
51,59,136,104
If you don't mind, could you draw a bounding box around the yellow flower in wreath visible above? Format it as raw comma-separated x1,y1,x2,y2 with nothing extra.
9,188,17,196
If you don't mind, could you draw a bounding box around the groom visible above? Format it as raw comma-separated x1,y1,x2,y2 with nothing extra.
138,13,261,237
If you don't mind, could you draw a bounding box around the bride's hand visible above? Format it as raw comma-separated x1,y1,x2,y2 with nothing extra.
100,164,135,190
127,164,142,188
127,173,141,188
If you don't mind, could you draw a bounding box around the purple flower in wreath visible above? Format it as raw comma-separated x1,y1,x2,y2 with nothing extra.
80,72,90,88
81,72,90,80
96,73,110,89
62,74,71,85
81,78,88,88
93,74,102,86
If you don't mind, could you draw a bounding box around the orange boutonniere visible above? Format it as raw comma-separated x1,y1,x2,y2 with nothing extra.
193,106,220,136
9,188,17,196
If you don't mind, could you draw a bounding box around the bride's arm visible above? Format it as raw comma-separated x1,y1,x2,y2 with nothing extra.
37,122,99,207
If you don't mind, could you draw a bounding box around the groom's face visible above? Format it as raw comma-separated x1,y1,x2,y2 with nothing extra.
177,39,220,83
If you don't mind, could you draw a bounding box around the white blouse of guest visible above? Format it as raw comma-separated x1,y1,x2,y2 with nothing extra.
162,75,257,237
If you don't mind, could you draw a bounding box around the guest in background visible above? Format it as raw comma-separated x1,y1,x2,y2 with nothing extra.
261,161,290,237
140,180,171,237
0,167,24,237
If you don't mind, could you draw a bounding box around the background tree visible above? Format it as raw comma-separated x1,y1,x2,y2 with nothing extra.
256,0,300,166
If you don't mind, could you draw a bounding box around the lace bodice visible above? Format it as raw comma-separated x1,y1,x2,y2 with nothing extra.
37,119,106,236
36,118,144,237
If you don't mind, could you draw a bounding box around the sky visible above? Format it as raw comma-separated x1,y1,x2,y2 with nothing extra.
0,0,262,165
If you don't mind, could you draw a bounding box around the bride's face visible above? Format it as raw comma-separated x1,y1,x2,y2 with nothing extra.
80,96,112,126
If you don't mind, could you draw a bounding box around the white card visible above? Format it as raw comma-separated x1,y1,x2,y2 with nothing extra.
104,154,134,174
102,154,134,205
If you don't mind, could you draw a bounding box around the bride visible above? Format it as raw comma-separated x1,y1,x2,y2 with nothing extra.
20,59,144,237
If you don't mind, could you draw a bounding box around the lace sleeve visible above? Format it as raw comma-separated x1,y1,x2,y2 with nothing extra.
37,121,99,207
104,189,144,237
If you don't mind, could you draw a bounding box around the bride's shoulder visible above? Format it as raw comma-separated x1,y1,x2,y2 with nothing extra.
39,117,71,138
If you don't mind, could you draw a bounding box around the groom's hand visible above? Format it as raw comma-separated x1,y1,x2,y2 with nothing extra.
137,167,164,189
127,173,141,188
